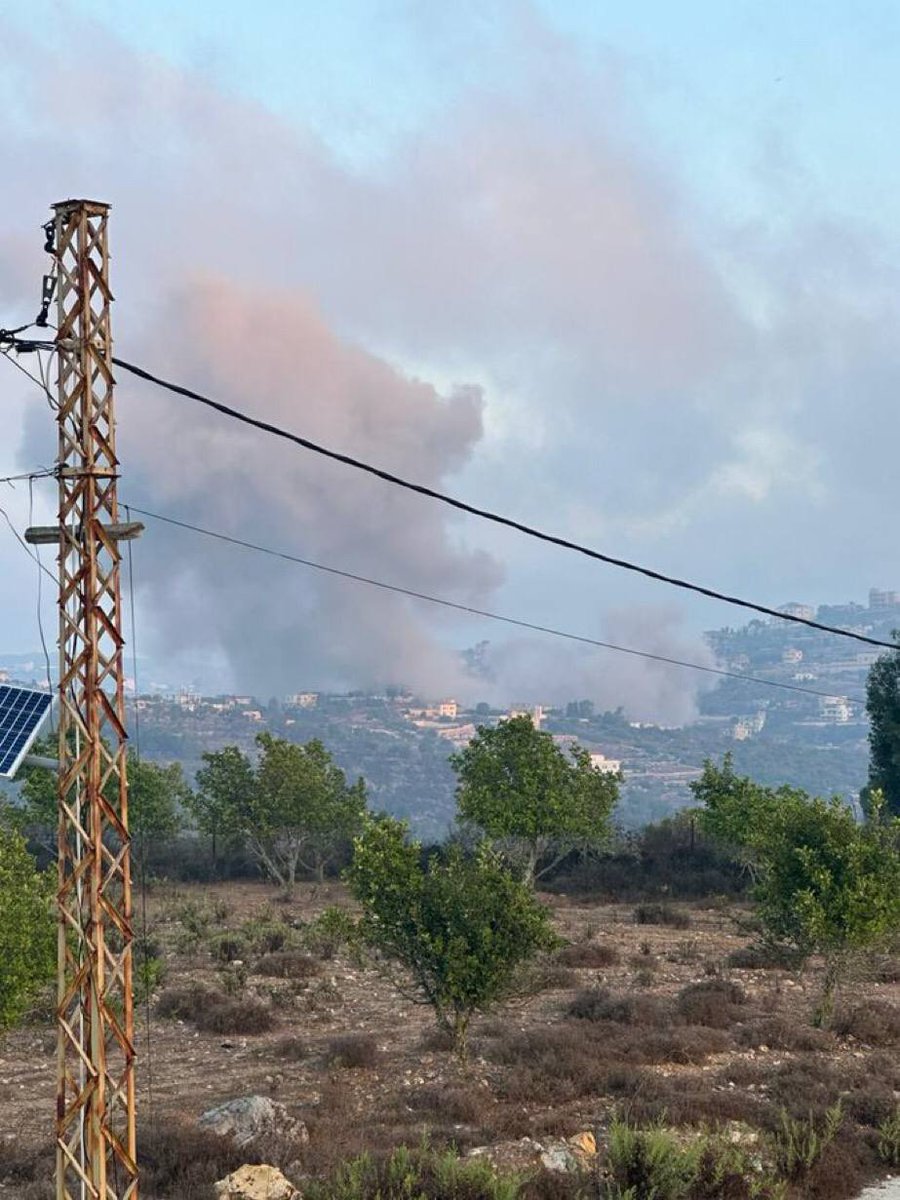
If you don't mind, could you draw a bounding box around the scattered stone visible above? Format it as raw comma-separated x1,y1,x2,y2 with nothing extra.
468,1137,544,1173
540,1144,580,1173
569,1131,597,1157
469,1134,595,1175
199,1095,308,1150
214,1163,299,1200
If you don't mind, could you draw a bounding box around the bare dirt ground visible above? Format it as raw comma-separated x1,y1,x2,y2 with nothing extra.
1,881,897,1197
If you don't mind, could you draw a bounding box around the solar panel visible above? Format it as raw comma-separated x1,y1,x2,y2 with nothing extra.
0,684,53,779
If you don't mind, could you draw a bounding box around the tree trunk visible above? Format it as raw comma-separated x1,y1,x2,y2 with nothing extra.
452,1011,470,1064
814,958,841,1028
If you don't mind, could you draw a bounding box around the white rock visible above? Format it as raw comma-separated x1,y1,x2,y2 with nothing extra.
199,1095,308,1150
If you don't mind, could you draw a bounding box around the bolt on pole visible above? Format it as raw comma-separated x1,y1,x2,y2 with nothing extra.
52,199,138,1200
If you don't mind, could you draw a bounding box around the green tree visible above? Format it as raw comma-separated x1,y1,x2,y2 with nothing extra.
451,715,619,884
690,753,809,871
0,824,55,1031
191,744,255,870
864,639,900,817
16,739,187,847
694,758,900,1022
195,735,367,893
347,815,558,1055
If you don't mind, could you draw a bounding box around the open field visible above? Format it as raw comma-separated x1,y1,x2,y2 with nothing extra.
1,880,898,1198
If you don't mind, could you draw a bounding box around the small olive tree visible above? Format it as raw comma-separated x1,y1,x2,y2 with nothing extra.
451,715,619,884
347,815,558,1055
0,824,55,1031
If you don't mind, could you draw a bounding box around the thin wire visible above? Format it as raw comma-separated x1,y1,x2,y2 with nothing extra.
0,467,55,486
127,504,870,705
112,355,898,653
124,504,156,1137
28,475,54,711
1,346,57,408
0,498,58,586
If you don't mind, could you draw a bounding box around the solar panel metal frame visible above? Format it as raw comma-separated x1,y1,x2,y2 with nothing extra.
0,684,54,780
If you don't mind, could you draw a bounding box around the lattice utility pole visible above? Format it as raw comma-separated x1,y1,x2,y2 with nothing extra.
52,199,139,1199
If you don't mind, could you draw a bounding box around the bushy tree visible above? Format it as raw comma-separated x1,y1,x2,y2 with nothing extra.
347,815,558,1054
451,715,618,884
16,739,187,849
0,825,55,1031
693,758,900,1022
690,753,809,870
191,744,255,871
864,640,900,817
195,735,367,893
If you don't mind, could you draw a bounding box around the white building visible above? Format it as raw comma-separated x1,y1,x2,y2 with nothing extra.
820,696,852,723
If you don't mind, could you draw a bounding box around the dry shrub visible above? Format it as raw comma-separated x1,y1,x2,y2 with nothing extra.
0,1140,52,1199
255,950,321,979
406,1083,490,1125
520,1171,587,1200
518,959,579,993
735,1016,833,1052
727,943,801,970
491,1018,729,1103
622,1075,768,1128
833,1000,900,1046
272,1034,310,1061
137,1119,251,1198
420,1025,457,1053
568,987,669,1026
326,1033,380,1068
870,956,900,984
766,1059,850,1120
633,902,691,929
556,941,620,968
675,979,747,1028
303,1082,422,1176
844,1082,899,1129
802,1128,880,1200
156,983,275,1034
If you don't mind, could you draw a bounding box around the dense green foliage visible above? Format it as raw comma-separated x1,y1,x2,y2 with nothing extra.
693,757,900,1018
0,825,55,1031
451,716,618,882
196,734,367,891
17,739,188,844
347,815,558,1052
865,641,900,817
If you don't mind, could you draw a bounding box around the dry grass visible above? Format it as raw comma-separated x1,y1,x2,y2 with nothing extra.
675,978,748,1027
255,949,322,979
632,902,692,929
156,983,276,1034
833,1000,900,1046
555,941,620,968
326,1033,380,1069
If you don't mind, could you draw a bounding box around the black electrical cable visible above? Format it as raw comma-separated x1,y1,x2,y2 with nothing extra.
127,504,870,705
112,355,898,652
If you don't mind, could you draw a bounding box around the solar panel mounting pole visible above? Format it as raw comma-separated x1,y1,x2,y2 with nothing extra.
52,200,138,1200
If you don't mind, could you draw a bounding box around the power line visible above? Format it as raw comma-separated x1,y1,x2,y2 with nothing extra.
0,467,55,486
111,355,898,653
127,504,869,705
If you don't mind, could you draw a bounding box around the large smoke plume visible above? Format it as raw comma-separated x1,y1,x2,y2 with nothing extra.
4,7,852,721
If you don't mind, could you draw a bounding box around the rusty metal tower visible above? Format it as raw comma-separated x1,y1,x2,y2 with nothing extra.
51,199,138,1199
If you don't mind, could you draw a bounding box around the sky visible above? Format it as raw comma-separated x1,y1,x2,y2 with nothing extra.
1,1,899,719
